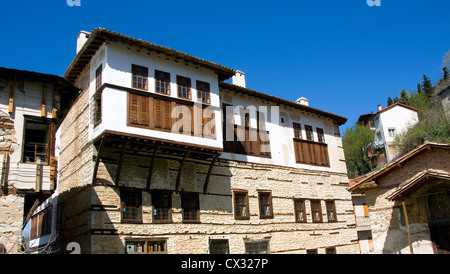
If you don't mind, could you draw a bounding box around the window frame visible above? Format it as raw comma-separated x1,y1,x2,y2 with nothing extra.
181,192,200,223
151,191,173,223
325,200,337,223
316,127,325,143
294,198,307,223
22,116,52,165
293,122,302,139
209,239,230,254
310,200,323,223
131,64,148,90
120,190,143,223
125,239,167,254
155,70,171,95
177,75,191,100
233,190,250,220
305,125,314,141
95,64,102,91
196,80,211,104
245,240,270,254
258,191,273,219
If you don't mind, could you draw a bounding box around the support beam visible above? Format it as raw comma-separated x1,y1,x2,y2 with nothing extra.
92,137,105,184
115,141,129,186
8,80,14,113
146,146,160,189
402,201,414,254
175,151,190,193
41,85,47,117
203,153,220,194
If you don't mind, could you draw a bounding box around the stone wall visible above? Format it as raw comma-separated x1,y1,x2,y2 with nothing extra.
0,194,24,253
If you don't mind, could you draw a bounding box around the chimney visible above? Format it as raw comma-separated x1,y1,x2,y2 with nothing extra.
77,30,91,54
296,97,309,106
378,104,382,111
232,70,246,88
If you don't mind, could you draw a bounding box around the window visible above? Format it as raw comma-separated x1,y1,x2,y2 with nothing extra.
155,70,170,95
182,193,199,223
326,247,337,254
196,80,210,104
326,200,337,222
310,200,323,223
92,90,102,127
294,199,307,223
317,128,325,143
258,191,273,219
132,64,148,90
245,240,270,254
177,75,191,99
388,128,396,137
121,190,142,222
209,239,229,254
126,240,167,254
30,206,53,239
293,123,302,139
306,249,318,254
95,64,102,91
233,191,249,220
152,192,172,223
23,118,50,164
305,125,314,141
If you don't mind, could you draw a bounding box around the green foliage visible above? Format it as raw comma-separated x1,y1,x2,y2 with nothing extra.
342,123,375,179
422,74,434,97
443,66,449,79
387,97,393,106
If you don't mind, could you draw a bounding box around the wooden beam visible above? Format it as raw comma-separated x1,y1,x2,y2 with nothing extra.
92,137,105,184
203,154,220,194
146,146,160,189
175,151,190,193
8,80,14,113
402,201,414,254
115,141,129,186
52,87,59,119
41,85,47,117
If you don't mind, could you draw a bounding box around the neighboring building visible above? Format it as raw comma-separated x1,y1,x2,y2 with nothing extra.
0,67,78,253
52,28,359,254
357,102,419,164
348,141,450,254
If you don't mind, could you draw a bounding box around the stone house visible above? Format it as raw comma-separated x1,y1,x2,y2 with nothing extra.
348,141,450,254
54,28,359,254
0,67,78,253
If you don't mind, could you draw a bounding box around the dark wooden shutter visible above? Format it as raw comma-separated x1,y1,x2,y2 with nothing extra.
128,93,149,126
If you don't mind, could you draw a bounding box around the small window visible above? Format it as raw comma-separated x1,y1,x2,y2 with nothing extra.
258,191,273,219
305,125,314,141
196,80,210,104
294,199,307,223
155,70,170,95
326,200,337,222
307,249,318,254
95,64,102,91
132,64,148,90
388,128,396,137
182,193,199,223
326,246,337,254
152,192,172,223
310,200,323,223
233,191,249,220
92,90,102,127
317,128,325,143
209,239,229,254
23,118,50,164
126,240,167,254
121,190,142,223
177,75,191,100
245,240,270,254
293,123,302,139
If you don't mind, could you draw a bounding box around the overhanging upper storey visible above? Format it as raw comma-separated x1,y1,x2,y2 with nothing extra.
64,28,236,83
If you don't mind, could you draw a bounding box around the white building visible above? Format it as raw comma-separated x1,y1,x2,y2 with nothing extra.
372,103,419,163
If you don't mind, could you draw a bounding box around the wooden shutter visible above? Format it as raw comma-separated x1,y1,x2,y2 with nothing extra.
128,93,149,127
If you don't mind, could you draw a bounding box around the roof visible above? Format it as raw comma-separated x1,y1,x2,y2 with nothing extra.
220,82,348,125
386,169,450,201
0,67,77,90
376,102,419,115
348,141,450,193
64,28,236,83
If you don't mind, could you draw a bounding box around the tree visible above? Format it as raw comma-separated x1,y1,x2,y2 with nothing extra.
422,74,434,98
387,97,393,106
417,83,423,94
443,66,449,79
399,89,409,104
342,123,375,179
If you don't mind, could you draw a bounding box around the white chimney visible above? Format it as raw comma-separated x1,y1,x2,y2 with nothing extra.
296,97,309,106
232,70,246,88
378,104,382,111
77,30,91,54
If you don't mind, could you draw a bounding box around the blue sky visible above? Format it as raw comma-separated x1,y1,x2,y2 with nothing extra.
1,0,449,129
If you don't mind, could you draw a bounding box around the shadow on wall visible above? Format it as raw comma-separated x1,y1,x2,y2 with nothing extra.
55,139,234,254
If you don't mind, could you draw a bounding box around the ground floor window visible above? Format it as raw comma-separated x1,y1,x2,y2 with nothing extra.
209,239,229,254
245,240,270,254
125,240,167,254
